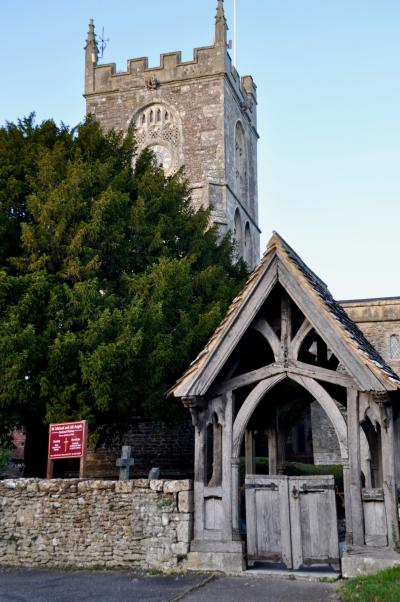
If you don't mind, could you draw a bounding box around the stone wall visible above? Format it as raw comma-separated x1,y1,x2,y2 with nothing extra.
341,298,400,374
0,478,193,570
311,299,400,470
86,419,195,480
310,402,342,465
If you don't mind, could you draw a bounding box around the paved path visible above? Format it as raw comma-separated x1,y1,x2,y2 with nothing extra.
0,568,340,602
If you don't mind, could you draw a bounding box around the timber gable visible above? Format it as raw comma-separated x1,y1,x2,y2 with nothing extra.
170,232,400,399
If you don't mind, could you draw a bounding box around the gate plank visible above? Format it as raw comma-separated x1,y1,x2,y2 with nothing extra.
245,475,292,568
362,488,388,547
289,475,339,570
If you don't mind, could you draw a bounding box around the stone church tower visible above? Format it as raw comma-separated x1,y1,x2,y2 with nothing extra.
84,1,260,267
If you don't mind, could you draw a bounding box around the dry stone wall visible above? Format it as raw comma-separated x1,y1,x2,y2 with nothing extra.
0,478,193,570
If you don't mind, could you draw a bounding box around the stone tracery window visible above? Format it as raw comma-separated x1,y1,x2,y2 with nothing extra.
390,334,400,359
134,104,180,176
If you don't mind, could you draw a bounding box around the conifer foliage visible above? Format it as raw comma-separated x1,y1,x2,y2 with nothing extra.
0,115,247,471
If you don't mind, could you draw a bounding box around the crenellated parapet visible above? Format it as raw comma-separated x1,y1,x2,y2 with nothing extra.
86,42,256,125
88,45,223,92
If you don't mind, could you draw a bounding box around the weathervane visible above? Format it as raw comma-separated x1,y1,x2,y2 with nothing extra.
98,26,109,59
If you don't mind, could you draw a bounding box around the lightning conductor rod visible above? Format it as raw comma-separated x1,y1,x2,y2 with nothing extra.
233,0,237,67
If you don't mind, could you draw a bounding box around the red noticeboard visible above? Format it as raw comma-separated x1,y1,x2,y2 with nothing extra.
47,420,88,478
48,421,86,459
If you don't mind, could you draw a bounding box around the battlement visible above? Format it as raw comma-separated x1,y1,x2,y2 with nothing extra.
86,41,256,110
90,44,220,92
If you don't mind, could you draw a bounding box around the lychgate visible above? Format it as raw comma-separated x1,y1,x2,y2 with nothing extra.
169,233,400,574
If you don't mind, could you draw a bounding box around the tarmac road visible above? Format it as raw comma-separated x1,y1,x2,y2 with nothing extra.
0,568,340,602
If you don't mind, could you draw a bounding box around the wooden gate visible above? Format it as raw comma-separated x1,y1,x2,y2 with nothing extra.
245,474,340,570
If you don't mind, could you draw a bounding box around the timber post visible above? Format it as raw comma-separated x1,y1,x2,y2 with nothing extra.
379,403,400,548
347,387,364,545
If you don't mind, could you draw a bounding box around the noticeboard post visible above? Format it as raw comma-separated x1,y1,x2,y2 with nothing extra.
46,420,88,479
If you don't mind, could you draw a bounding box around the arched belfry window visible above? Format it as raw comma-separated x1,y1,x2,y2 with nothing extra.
244,222,252,267
390,334,400,359
234,208,243,258
235,121,248,204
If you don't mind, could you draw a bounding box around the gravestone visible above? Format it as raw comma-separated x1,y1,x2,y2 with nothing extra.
116,445,134,480
148,467,161,479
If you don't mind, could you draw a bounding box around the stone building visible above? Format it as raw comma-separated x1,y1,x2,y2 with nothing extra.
84,0,260,268
311,298,400,472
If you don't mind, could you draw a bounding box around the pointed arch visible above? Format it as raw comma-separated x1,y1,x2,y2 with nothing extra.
235,121,248,204
251,317,280,361
232,373,348,460
289,319,313,360
233,208,243,258
244,222,252,266
232,374,286,457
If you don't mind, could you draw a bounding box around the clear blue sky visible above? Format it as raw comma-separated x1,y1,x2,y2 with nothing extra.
2,0,399,299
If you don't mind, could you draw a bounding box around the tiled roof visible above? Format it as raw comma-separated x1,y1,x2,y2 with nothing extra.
276,233,400,388
169,232,400,397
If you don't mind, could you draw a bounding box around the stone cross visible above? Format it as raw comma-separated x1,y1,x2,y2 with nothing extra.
116,445,134,480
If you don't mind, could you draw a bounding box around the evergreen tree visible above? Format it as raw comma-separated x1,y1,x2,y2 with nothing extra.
0,115,247,474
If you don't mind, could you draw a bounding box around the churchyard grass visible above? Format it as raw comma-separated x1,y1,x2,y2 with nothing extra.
340,567,400,601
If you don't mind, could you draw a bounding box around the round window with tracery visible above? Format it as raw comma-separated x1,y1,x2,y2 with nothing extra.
132,104,181,176
149,144,173,173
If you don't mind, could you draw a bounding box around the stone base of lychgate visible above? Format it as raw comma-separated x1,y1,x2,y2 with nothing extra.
0,478,193,571
341,545,400,578
185,540,245,573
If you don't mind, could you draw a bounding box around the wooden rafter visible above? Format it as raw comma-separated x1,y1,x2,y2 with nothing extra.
211,359,354,396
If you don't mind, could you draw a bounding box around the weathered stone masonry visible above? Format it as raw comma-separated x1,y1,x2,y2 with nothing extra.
84,2,260,268
0,479,193,570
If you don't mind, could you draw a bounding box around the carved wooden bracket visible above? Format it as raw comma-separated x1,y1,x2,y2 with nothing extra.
182,396,206,430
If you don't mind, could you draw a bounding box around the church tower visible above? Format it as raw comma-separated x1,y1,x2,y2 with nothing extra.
84,1,260,267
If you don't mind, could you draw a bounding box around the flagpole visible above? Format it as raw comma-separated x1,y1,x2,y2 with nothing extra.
233,0,237,67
